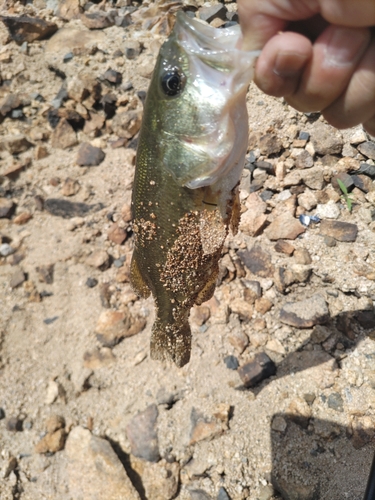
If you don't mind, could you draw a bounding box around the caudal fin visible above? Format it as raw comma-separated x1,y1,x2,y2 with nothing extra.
150,318,191,368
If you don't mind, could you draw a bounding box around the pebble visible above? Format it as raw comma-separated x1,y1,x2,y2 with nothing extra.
76,142,105,166
271,415,287,433
190,490,212,500
352,174,373,193
280,293,329,328
83,348,115,370
273,476,318,500
265,212,305,241
0,15,58,44
323,235,336,247
0,243,14,256
319,220,358,242
299,131,310,141
190,406,227,444
43,316,58,325
228,329,249,353
350,128,367,145
6,416,23,432
130,456,180,500
107,223,127,245
310,121,343,155
357,141,375,160
238,352,276,388
35,427,66,454
358,162,375,178
50,118,77,149
65,426,140,499
0,134,33,155
44,198,103,218
36,264,54,284
103,68,122,85
86,250,111,270
274,240,295,255
300,166,325,190
237,244,274,278
9,268,26,289
224,355,239,370
95,309,145,347
327,392,344,412
61,177,80,197
0,198,15,219
315,200,340,219
294,248,312,265
217,487,231,500
242,279,262,302
295,149,314,169
287,397,312,428
126,404,160,462
255,297,273,314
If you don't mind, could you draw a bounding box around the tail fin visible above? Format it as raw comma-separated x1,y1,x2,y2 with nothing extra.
150,318,191,368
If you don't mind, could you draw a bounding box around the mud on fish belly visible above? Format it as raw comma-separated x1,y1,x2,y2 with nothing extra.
130,10,259,367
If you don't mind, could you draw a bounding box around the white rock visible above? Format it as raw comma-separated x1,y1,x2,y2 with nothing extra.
315,200,340,219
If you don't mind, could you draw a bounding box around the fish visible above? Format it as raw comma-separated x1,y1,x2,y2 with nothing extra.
130,11,259,367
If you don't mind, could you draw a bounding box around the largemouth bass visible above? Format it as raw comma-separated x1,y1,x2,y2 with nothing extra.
131,11,259,367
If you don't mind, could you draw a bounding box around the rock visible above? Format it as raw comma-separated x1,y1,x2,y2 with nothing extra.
327,392,343,412
294,248,312,265
287,397,312,428
76,142,105,166
66,426,140,499
45,379,64,404
95,309,146,347
126,404,160,462
0,134,33,154
332,171,354,191
103,69,122,85
265,212,305,241
230,299,253,320
9,268,25,289
274,240,295,255
35,428,66,454
111,110,142,139
217,487,231,500
0,198,15,218
323,235,336,247
46,414,65,434
297,189,318,211
190,305,210,326
352,174,373,193
56,0,82,20
190,406,227,444
357,162,375,178
300,166,325,190
51,119,77,149
259,134,282,155
61,177,80,196
357,141,375,160
36,264,54,284
311,325,332,344
228,329,249,353
242,280,262,302
83,348,115,369
319,220,358,242
255,297,273,314
272,476,319,500
34,145,49,159
0,243,14,256
81,11,116,30
0,16,58,45
107,223,127,245
86,250,111,270
199,4,227,23
350,128,367,145
237,244,274,278
315,200,340,219
224,355,239,370
239,211,268,237
83,113,105,136
6,417,23,432
190,490,212,500
310,121,343,155
280,294,329,328
44,198,103,218
295,149,314,169
282,170,301,187
130,456,180,500
238,352,276,388
0,93,21,116
271,415,287,433
86,277,98,288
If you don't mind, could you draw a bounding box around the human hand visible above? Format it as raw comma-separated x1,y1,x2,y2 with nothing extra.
237,0,375,135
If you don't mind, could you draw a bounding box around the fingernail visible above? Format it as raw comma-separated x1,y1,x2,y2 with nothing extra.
273,51,309,78
324,27,368,67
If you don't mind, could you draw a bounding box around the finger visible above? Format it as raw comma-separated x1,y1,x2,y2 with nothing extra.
319,0,375,27
286,25,371,112
254,32,312,96
323,36,375,129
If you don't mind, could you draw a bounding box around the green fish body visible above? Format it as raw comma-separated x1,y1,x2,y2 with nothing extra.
131,12,259,367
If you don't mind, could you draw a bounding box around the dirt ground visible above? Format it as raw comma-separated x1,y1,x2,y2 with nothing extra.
1,2,375,500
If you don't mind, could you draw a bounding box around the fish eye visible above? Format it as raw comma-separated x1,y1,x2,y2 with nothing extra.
161,69,185,97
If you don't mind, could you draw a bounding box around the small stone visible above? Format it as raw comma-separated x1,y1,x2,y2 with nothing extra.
36,264,54,284
6,417,22,432
190,305,210,326
65,426,140,499
217,487,231,500
0,198,15,218
130,457,179,500
83,113,105,136
327,392,343,412
112,110,142,139
350,128,367,145
190,407,226,445
0,16,58,45
357,141,375,160
95,309,145,347
352,174,373,193
81,11,116,30
0,243,14,256
86,250,111,271
34,145,49,159
83,348,115,369
126,405,160,462
310,121,343,155
61,177,80,197
76,142,105,166
357,162,375,178
315,200,340,219
320,220,358,242
44,316,58,325
103,69,122,85
287,397,312,428
107,223,127,245
239,211,268,237
190,490,212,500
255,297,272,314
311,325,332,344
274,240,295,255
242,280,262,303
298,189,318,211
324,235,336,247
238,352,276,388
224,355,239,370
295,149,314,169
273,477,318,500
44,198,103,218
9,268,26,288
199,4,228,23
280,293,329,328
259,134,282,155
51,119,77,149
0,134,33,154
13,211,32,225
45,380,62,404
85,277,98,288
300,166,325,190
237,244,274,278
228,329,249,353
0,408,5,419
265,212,305,241
35,428,66,454
294,248,312,265
272,415,287,433
230,299,253,319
